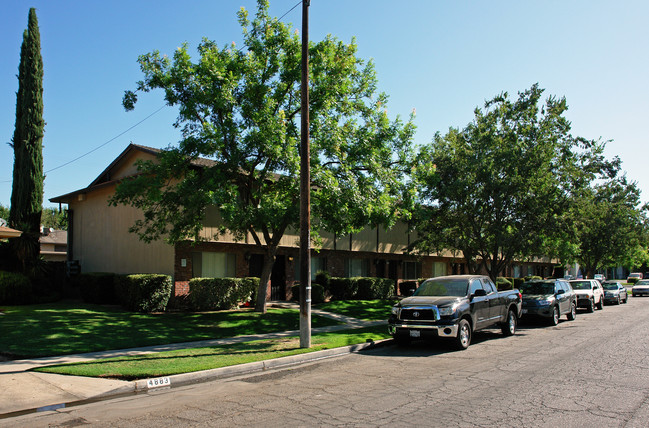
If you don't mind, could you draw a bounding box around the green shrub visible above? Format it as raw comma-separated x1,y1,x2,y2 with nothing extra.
115,274,172,313
496,277,513,291
356,277,395,299
187,277,258,311
524,275,543,281
0,271,32,304
290,283,325,304
329,277,358,300
512,277,524,288
78,272,119,304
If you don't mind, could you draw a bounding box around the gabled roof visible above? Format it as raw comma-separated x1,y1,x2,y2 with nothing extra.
50,143,218,204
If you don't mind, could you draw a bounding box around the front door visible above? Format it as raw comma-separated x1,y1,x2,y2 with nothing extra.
271,255,286,300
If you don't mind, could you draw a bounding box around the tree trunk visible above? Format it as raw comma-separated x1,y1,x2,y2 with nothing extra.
254,246,277,313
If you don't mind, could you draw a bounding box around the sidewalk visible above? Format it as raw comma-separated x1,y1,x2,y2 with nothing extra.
0,303,388,418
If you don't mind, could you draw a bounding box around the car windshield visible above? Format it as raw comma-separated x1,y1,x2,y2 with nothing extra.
520,282,554,295
414,278,469,297
629,274,641,278
570,281,591,290
635,280,649,285
603,284,619,290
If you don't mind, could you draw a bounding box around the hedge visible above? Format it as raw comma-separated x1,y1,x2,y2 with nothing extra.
0,271,32,305
77,272,119,304
328,277,395,300
115,274,173,313
187,277,258,311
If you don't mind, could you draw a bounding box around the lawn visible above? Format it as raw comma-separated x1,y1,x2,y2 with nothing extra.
315,299,396,321
0,301,341,359
34,325,391,380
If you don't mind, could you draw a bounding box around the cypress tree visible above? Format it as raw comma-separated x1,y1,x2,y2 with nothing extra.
9,8,44,273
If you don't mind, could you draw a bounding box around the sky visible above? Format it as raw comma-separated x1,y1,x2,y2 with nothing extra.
1,0,648,210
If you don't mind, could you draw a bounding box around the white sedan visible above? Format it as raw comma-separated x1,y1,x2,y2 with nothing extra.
632,279,649,297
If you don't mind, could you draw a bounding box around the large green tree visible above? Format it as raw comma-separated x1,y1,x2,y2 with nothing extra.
9,8,45,274
413,85,609,281
112,0,415,312
570,176,648,278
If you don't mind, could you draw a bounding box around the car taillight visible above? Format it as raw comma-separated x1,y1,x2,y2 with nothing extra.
518,292,522,300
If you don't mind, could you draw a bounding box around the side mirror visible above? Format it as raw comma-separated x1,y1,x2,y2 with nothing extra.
473,289,487,297
556,289,565,295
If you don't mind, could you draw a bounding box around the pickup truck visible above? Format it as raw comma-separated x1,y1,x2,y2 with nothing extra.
388,275,522,350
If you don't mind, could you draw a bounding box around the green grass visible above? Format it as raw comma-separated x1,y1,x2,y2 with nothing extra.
315,299,395,321
0,301,341,359
33,325,391,380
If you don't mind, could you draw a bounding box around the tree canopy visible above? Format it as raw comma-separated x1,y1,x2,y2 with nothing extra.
112,0,415,312
413,84,614,280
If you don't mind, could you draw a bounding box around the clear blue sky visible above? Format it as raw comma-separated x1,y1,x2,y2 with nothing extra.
1,0,647,209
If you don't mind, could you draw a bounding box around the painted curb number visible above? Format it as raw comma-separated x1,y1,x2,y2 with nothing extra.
146,377,171,389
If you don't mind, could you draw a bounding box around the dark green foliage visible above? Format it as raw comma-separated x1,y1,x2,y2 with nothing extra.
115,274,172,313
496,277,513,291
356,277,395,300
187,277,259,311
9,8,44,274
328,277,395,300
0,271,32,304
524,275,543,281
314,271,331,290
77,273,119,305
290,283,325,304
512,277,524,289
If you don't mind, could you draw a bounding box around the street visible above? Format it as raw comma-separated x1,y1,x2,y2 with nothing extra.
5,297,649,427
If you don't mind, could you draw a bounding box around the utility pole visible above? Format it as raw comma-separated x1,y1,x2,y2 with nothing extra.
299,0,311,348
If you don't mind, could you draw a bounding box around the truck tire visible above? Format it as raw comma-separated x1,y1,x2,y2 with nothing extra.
454,319,471,350
567,302,577,320
501,309,517,336
549,306,560,326
597,296,603,310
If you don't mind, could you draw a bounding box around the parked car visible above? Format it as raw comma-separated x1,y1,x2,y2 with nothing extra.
627,273,643,284
388,275,522,350
519,279,577,325
569,279,604,312
601,281,628,304
594,274,606,282
632,279,649,297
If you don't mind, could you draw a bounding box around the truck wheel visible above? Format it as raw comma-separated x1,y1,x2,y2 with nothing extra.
549,306,560,326
567,302,577,320
597,297,604,310
588,298,595,313
454,319,471,350
501,309,516,336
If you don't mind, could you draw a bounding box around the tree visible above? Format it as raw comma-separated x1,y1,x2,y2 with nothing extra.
571,176,648,278
111,0,415,312
413,85,608,281
8,8,45,274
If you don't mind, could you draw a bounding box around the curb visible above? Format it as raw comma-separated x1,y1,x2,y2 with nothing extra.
1,338,393,420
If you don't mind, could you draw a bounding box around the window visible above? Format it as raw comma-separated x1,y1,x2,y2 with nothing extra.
346,259,369,277
513,265,522,278
482,278,496,293
294,257,327,281
432,262,446,277
194,252,236,278
403,261,422,280
469,279,483,294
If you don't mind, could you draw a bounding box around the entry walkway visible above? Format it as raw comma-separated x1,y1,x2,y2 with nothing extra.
0,303,388,417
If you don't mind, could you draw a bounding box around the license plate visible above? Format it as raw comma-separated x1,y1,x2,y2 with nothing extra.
522,309,528,314
409,330,420,338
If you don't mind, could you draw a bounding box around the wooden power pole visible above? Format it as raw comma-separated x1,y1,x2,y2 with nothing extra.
299,0,312,348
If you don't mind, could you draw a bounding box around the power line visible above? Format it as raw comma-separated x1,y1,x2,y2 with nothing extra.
1,105,165,183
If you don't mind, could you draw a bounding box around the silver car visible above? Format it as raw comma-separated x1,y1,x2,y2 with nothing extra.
632,279,649,297
602,281,628,305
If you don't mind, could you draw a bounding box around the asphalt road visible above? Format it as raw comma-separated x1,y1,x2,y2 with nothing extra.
5,296,649,427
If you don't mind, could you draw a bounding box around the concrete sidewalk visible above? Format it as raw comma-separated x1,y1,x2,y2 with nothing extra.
0,304,388,418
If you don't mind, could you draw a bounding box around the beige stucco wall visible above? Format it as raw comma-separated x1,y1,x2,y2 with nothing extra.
68,185,174,276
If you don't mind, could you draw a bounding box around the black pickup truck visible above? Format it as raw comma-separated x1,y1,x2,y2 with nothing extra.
388,275,522,350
